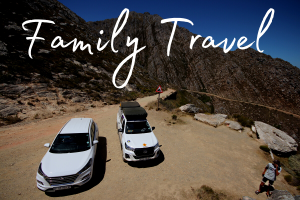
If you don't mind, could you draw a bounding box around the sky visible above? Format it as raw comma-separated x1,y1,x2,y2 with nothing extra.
59,0,300,68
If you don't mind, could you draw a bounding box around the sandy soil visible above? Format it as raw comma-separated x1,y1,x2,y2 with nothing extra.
0,89,298,200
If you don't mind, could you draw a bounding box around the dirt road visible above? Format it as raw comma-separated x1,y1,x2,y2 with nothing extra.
0,89,298,200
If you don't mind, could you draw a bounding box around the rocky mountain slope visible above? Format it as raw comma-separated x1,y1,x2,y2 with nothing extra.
0,0,299,143
89,11,300,116
0,0,161,125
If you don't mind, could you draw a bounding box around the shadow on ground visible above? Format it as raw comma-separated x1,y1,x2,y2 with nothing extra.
128,150,165,168
46,136,107,197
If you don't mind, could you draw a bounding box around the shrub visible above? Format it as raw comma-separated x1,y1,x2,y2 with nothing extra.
274,124,281,130
259,145,270,152
193,185,224,200
284,175,292,183
297,186,300,190
198,94,211,103
233,114,254,127
172,115,177,120
201,185,214,194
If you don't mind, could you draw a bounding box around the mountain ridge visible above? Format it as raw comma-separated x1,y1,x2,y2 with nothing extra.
0,0,299,145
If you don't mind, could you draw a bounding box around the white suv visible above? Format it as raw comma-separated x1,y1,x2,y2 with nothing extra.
117,102,160,162
36,118,99,192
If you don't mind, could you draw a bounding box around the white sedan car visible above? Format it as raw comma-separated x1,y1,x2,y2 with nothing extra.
36,118,99,192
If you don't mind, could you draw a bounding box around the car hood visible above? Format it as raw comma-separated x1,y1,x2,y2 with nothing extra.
41,149,92,177
124,132,158,148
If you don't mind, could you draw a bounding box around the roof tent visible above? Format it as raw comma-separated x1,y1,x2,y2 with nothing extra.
123,107,147,120
120,101,140,109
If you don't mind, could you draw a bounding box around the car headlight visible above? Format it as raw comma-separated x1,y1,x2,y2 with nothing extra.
38,163,47,178
154,142,159,150
77,158,92,175
125,142,135,151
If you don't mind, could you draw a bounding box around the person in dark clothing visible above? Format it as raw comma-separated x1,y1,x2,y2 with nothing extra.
255,160,281,197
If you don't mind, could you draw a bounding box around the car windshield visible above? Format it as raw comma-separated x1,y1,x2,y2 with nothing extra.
125,121,152,134
49,133,90,153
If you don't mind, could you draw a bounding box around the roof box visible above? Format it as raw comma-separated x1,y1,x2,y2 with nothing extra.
120,101,140,109
123,107,147,120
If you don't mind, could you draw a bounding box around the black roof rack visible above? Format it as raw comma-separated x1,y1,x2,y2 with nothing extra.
120,101,140,109
123,107,147,120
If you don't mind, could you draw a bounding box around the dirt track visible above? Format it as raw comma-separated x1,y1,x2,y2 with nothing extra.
0,89,298,200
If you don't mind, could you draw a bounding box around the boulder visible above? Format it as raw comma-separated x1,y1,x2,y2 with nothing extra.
294,196,300,200
72,97,84,103
38,49,50,54
194,113,227,127
36,91,57,100
180,104,200,113
0,106,21,117
268,190,295,200
224,120,243,130
0,84,27,96
251,125,256,133
255,121,298,153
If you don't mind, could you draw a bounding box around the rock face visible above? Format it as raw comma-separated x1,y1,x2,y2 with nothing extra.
179,104,200,113
194,113,227,127
89,11,300,116
225,120,243,130
255,121,298,153
268,190,295,200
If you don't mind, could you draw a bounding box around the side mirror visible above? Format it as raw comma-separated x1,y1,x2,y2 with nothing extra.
93,140,99,145
152,127,155,131
44,143,50,148
118,128,123,132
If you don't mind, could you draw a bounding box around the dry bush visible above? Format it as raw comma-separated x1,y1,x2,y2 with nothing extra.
191,185,233,200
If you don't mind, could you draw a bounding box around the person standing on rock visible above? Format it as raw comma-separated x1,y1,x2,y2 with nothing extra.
255,160,282,197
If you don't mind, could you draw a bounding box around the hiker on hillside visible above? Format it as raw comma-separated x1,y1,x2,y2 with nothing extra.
255,160,282,197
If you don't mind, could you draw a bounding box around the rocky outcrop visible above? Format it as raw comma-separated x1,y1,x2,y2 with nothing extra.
225,120,243,130
194,113,227,127
255,121,298,153
0,106,22,117
268,190,295,200
179,104,200,113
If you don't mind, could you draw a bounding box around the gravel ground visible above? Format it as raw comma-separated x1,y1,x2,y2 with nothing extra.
0,90,298,200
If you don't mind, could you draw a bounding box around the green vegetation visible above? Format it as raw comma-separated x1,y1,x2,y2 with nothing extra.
274,124,282,130
233,114,254,127
259,145,270,152
172,115,177,120
198,94,211,103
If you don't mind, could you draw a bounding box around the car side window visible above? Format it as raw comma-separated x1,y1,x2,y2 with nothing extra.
122,121,125,132
90,122,95,143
